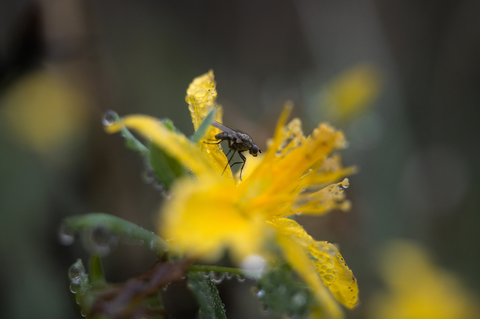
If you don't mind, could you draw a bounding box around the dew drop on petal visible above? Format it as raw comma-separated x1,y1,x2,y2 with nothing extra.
341,178,349,188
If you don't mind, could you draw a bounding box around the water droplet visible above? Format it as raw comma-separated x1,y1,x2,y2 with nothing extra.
80,308,87,317
323,275,334,283
58,223,75,246
257,290,266,299
162,284,169,291
225,272,233,280
69,281,81,294
80,225,118,257
292,292,307,306
152,181,164,191
209,271,225,284
241,255,266,277
260,304,271,316
278,285,287,295
68,261,85,281
236,274,246,283
102,110,119,126
142,170,156,184
341,178,349,188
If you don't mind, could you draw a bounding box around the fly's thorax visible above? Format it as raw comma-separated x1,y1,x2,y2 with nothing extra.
237,132,254,144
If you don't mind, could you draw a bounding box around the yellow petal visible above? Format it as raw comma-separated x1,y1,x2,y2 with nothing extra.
312,242,359,309
186,70,218,131
185,71,233,179
322,63,382,122
159,177,266,262
276,233,344,319
105,115,216,178
270,218,359,309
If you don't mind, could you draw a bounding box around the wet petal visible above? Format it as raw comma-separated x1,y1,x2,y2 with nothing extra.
270,218,359,309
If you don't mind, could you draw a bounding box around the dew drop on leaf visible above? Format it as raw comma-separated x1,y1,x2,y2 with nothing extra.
58,223,75,246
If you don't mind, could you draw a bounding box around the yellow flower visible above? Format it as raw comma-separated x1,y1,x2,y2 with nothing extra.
105,71,359,318
368,240,480,319
319,63,382,123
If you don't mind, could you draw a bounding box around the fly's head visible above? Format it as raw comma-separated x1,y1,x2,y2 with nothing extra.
250,144,261,157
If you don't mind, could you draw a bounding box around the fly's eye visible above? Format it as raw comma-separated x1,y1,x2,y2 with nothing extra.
251,145,260,156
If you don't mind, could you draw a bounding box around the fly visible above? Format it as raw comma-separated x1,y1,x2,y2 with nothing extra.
206,121,261,180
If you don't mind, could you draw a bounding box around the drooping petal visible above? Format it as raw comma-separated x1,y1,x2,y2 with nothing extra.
269,218,359,309
159,177,267,262
105,115,216,178
312,242,359,309
276,233,344,319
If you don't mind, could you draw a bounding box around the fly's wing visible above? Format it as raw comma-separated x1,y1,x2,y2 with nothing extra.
211,121,239,137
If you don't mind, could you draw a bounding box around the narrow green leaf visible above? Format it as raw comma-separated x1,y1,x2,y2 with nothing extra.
162,118,176,132
190,108,217,143
120,126,150,156
62,213,171,255
149,142,187,189
89,253,107,289
188,272,227,319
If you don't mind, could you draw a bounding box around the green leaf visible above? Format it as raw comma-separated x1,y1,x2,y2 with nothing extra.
149,141,187,190
62,213,171,255
162,118,176,132
188,272,227,319
89,253,107,289
255,262,313,317
190,108,217,143
120,127,150,156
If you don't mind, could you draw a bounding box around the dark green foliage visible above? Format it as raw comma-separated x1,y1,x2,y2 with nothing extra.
89,254,107,289
255,263,314,317
188,272,227,319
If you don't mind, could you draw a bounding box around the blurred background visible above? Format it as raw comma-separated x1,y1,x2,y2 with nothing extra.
1,0,480,318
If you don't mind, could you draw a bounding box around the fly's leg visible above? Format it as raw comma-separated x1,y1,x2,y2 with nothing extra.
222,149,237,175
204,139,223,145
230,151,247,181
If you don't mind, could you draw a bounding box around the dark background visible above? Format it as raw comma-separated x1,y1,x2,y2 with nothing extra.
1,0,479,318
